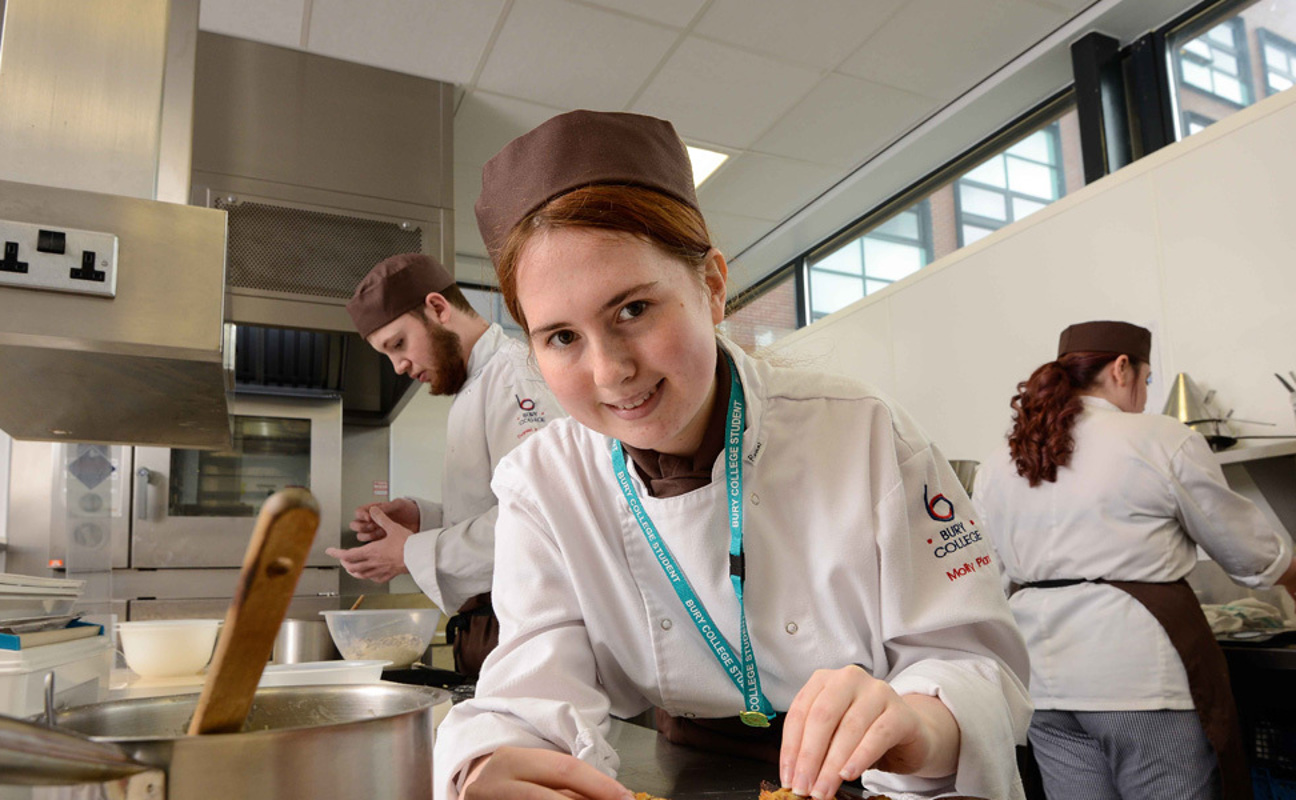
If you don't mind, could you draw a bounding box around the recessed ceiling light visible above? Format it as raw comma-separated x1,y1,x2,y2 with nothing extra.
686,145,729,187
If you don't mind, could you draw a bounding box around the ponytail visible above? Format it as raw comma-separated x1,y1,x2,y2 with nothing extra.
1008,352,1139,486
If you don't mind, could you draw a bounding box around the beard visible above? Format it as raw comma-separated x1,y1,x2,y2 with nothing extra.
423,319,468,395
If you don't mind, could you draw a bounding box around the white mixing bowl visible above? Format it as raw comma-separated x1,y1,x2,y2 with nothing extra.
117,619,221,678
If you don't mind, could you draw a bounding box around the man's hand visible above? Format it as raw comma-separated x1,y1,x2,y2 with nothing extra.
327,506,415,583
349,498,421,541
462,747,633,800
779,666,960,799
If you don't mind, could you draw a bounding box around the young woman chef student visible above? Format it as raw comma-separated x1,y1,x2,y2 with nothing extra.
433,110,1033,800
974,321,1296,800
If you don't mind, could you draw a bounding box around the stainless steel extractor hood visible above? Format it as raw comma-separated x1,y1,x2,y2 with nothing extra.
189,32,455,426
0,0,232,448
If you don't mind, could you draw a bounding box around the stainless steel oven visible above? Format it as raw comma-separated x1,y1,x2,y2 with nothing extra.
3,394,343,622
132,395,341,568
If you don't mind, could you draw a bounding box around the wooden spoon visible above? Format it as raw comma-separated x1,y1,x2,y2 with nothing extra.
188,487,321,735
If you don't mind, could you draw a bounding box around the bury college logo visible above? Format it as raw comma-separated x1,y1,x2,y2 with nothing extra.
923,484,955,522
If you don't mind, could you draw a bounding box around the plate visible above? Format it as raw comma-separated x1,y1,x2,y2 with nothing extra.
259,660,392,687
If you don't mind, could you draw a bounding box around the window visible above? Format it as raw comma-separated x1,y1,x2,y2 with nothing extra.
1168,1,1296,140
1182,111,1215,136
955,124,1063,246
461,285,525,339
806,202,932,320
719,267,800,352
802,97,1079,324
1175,18,1250,106
1258,29,1296,96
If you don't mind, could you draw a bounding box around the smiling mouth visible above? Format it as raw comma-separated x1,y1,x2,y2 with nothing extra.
609,383,659,410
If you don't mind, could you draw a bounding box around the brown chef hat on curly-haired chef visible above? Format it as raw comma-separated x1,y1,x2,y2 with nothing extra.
346,253,456,338
1057,320,1151,362
474,109,701,264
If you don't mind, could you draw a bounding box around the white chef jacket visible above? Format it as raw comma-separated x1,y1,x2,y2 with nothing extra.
974,395,1292,711
434,339,1031,800
403,324,562,613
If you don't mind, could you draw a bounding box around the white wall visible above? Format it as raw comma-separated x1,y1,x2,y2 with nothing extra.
387,389,455,594
772,86,1296,465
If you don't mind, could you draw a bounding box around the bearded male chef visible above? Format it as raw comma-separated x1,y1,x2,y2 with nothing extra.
326,253,562,675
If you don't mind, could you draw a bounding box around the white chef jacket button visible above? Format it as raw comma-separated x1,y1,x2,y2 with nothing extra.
660,618,672,630
750,493,760,505
683,712,696,718
785,622,798,635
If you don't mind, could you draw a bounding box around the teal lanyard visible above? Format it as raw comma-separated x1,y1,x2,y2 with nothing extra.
609,353,774,727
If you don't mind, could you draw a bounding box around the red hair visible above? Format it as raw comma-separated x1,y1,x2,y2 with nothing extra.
1008,352,1143,486
495,185,713,334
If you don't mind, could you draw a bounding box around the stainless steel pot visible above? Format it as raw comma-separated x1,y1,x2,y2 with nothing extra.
273,619,341,664
0,684,449,799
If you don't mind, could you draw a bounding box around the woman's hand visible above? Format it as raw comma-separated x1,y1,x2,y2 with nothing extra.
462,747,634,800
778,666,961,799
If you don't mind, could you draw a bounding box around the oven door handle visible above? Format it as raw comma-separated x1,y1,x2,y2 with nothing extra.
135,467,152,520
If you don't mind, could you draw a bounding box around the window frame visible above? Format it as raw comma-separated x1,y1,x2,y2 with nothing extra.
799,89,1075,319
953,121,1064,248
1256,28,1296,97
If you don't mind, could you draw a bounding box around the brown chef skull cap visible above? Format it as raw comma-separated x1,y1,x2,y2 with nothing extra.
475,109,700,263
1057,320,1152,362
346,253,455,339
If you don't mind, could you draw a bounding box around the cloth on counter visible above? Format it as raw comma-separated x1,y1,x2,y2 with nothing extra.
1202,597,1287,633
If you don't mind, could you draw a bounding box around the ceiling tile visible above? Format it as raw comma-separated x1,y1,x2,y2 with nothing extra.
581,0,707,28
307,0,505,84
751,73,936,167
698,153,840,222
704,210,774,261
694,0,906,69
838,0,1066,101
633,37,822,149
1029,0,1100,14
476,0,679,109
455,91,566,167
198,0,306,48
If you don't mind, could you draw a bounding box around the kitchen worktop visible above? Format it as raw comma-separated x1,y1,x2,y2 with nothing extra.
605,718,900,800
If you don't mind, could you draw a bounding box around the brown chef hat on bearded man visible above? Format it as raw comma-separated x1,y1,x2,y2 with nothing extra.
1057,320,1152,362
346,253,456,339
475,109,701,263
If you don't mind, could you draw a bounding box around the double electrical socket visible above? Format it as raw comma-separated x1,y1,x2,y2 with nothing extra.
0,218,118,298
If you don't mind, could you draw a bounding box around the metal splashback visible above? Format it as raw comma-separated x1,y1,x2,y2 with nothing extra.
0,180,230,448
0,0,231,449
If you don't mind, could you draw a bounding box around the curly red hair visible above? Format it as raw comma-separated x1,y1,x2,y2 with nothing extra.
1008,352,1143,486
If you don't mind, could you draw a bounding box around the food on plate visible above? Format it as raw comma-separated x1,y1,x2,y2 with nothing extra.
759,780,893,800
633,782,899,800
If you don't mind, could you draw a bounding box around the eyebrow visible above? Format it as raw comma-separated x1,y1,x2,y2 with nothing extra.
529,281,658,338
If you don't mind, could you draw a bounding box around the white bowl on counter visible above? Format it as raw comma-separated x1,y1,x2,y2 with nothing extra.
258,660,391,687
320,609,439,669
116,620,220,678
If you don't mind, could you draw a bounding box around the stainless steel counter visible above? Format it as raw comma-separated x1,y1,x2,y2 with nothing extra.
605,720,877,800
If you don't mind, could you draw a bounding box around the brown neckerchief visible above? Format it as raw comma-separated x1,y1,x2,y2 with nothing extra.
621,347,730,499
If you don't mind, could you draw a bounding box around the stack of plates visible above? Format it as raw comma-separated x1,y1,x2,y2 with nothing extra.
0,573,84,624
